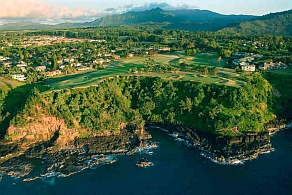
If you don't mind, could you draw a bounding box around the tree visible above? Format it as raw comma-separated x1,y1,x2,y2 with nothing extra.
210,67,220,76
143,57,156,72
51,54,58,70
202,67,208,75
25,68,40,84
180,97,193,113
185,49,197,56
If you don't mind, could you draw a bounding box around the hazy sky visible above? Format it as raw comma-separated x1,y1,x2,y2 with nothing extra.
45,0,292,15
0,0,291,21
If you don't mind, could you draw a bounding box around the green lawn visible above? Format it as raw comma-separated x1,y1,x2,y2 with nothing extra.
123,54,179,65
267,69,292,75
0,77,24,90
188,52,227,67
40,52,244,92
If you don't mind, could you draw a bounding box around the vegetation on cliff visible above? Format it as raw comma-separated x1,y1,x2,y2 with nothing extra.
6,73,275,136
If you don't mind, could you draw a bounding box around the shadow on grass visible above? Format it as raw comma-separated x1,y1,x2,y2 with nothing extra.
2,80,13,90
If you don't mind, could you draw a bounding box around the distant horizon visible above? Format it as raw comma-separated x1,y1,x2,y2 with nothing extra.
0,3,291,26
1,0,292,26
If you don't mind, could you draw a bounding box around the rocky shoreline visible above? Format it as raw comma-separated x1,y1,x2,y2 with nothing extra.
147,122,287,164
0,120,290,181
0,128,152,181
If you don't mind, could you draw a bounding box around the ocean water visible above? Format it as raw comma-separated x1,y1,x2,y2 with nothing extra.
1,128,292,195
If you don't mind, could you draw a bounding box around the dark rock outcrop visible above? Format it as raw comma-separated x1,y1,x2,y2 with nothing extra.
0,128,150,179
149,122,272,163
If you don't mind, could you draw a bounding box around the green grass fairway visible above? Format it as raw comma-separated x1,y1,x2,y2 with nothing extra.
123,54,179,65
190,53,227,67
0,77,24,90
41,52,244,92
268,69,292,75
165,52,226,68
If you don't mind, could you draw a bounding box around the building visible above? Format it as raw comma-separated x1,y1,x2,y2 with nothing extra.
35,66,46,72
16,61,27,72
0,56,10,61
2,62,12,67
241,64,256,72
113,55,121,60
259,62,288,70
158,47,171,51
94,59,105,64
77,66,90,71
12,74,26,81
43,70,62,77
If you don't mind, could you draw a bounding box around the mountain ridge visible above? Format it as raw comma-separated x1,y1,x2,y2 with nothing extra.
85,8,255,31
220,9,292,36
1,8,291,36
0,8,255,31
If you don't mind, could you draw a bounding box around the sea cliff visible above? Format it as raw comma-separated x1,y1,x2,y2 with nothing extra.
0,74,279,178
149,122,273,163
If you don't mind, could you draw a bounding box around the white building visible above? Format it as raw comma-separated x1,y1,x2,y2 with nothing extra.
16,61,28,72
12,74,26,81
241,64,256,72
77,66,90,71
94,59,105,64
35,66,46,72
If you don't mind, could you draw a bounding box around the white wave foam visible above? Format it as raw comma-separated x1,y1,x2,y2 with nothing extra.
200,152,244,166
174,138,192,147
261,148,274,154
41,172,59,185
136,142,159,155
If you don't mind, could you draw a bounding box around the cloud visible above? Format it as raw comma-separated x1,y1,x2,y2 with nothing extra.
0,1,198,24
0,0,98,19
108,2,199,13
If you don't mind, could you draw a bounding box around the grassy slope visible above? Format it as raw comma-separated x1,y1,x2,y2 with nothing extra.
41,53,243,92
0,77,24,90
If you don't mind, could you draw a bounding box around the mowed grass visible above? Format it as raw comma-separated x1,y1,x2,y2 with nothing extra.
167,52,226,68
268,69,292,75
191,53,227,67
41,53,242,92
42,63,138,91
0,77,24,90
123,54,179,65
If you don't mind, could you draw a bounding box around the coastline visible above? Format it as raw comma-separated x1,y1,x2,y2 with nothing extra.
147,122,290,164
0,120,290,181
0,128,152,181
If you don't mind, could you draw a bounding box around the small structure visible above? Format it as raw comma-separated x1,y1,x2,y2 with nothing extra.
43,70,62,77
35,66,46,72
0,56,10,61
259,62,288,70
158,47,171,51
113,55,121,60
77,66,90,71
2,62,12,68
241,64,256,72
94,59,105,65
12,74,26,81
16,61,27,72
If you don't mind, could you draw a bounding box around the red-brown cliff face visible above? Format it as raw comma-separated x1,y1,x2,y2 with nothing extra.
6,115,83,149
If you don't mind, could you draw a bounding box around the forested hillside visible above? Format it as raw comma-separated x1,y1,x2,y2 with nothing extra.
4,74,275,136
220,9,292,36
0,8,254,32
86,8,254,31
